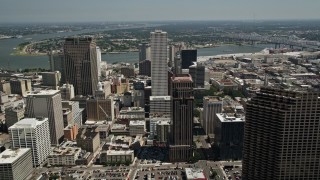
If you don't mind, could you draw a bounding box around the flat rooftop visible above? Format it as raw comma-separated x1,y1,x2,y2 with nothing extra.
150,96,171,101
216,113,245,123
185,168,206,180
0,148,31,164
8,118,48,129
171,74,193,83
129,120,145,126
105,150,134,156
28,90,60,96
204,96,222,102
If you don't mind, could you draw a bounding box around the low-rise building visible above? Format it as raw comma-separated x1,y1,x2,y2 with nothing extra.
129,120,145,136
100,150,134,163
48,145,81,166
185,168,207,180
76,126,100,153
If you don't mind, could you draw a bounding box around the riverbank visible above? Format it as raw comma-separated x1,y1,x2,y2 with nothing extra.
11,40,47,56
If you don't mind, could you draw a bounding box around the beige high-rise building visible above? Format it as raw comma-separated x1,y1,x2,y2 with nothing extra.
243,87,320,180
0,81,11,95
64,37,98,96
202,96,223,135
25,90,64,145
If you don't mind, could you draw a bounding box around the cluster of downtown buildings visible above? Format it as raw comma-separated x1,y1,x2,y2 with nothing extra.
0,30,319,180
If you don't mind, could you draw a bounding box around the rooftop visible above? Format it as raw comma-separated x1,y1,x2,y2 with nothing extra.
216,113,245,123
129,120,145,126
150,96,171,101
8,118,48,129
0,148,31,164
171,74,193,83
204,96,222,102
28,90,60,96
105,150,134,156
185,168,206,180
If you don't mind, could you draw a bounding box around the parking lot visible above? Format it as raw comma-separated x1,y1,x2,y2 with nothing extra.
135,168,185,180
87,168,130,180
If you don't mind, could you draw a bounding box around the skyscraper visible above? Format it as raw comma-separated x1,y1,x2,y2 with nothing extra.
9,118,51,167
202,96,223,135
169,74,194,162
96,46,102,78
181,49,197,69
25,90,64,145
64,37,98,96
139,42,150,62
243,87,320,180
189,63,205,88
49,51,66,84
151,30,168,96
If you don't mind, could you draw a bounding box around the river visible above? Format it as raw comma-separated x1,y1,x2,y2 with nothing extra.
0,29,273,70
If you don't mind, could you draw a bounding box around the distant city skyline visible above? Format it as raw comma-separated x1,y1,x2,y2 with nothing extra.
1,0,320,23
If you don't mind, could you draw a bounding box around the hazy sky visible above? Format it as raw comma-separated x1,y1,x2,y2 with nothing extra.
1,0,320,23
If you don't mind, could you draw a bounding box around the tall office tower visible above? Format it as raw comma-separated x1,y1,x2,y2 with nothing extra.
64,37,98,96
169,74,194,162
96,46,102,78
139,42,150,62
181,49,197,69
0,81,11,95
202,96,223,135
189,63,205,88
151,30,168,96
9,118,51,167
243,87,320,180
215,113,245,160
5,105,24,128
139,60,151,77
59,83,75,100
25,90,64,145
0,148,33,180
42,71,61,86
168,45,175,67
49,51,66,84
174,57,182,75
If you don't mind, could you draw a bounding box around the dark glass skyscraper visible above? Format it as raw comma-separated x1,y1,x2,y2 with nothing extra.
243,87,320,180
180,49,197,69
64,37,98,96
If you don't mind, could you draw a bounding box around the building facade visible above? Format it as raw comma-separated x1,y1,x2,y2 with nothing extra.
25,90,64,145
0,148,33,180
202,96,223,135
151,30,168,96
169,74,194,162
181,49,197,69
243,87,320,180
8,118,51,167
64,37,98,96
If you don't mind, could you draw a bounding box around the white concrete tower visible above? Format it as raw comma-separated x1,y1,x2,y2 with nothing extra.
151,30,168,96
